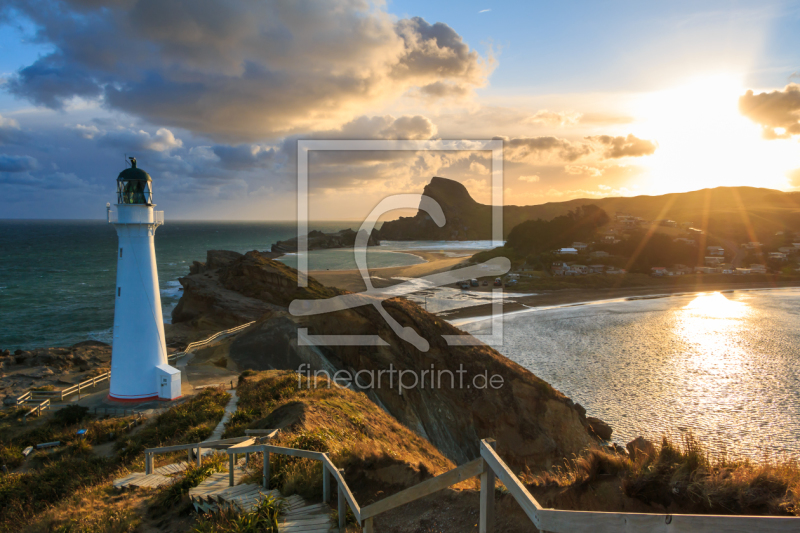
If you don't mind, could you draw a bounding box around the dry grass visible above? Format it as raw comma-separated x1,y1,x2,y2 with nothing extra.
23,484,145,533
228,370,461,502
525,434,800,516
1,388,231,533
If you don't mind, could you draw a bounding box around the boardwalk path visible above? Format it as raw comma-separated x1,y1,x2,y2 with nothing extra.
115,390,335,531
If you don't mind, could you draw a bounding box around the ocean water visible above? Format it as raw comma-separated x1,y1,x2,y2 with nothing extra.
457,289,800,459
0,220,407,350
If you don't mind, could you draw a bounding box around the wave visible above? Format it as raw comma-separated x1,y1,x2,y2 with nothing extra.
160,280,184,299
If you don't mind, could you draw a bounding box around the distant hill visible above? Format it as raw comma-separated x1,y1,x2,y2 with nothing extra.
378,177,800,243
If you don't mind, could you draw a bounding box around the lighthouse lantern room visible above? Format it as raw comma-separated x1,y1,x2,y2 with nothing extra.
108,157,181,402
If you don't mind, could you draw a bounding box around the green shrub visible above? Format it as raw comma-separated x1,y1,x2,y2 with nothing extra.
53,405,90,427
190,493,284,532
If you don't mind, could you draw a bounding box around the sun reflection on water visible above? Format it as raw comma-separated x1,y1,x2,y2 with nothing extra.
675,292,751,364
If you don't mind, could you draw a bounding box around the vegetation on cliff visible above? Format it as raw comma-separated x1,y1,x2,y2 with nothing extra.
527,434,800,517
0,388,229,533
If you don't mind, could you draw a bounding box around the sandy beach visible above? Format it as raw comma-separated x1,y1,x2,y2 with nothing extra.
308,250,473,291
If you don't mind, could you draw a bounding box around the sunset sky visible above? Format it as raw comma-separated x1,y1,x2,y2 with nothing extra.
0,0,798,220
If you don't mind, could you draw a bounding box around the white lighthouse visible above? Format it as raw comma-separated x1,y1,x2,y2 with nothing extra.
108,157,181,402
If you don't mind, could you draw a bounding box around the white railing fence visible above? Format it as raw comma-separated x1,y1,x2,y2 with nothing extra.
167,321,255,363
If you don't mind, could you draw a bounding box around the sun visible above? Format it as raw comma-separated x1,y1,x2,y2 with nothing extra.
630,73,798,194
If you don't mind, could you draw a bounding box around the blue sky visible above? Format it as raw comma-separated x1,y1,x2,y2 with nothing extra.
0,0,798,220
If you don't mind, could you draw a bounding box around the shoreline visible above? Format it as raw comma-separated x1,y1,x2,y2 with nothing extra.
442,281,800,323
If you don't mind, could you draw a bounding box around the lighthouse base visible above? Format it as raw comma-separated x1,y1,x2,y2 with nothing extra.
106,393,160,404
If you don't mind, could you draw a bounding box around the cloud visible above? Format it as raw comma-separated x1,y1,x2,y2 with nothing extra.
469,161,488,173
518,174,540,182
564,164,603,177
0,170,84,189
739,84,800,139
501,135,593,162
4,1,489,142
73,124,101,139
525,110,582,127
415,81,471,99
98,127,183,152
0,154,39,172
587,134,657,158
0,113,26,144
212,144,276,170
788,168,800,187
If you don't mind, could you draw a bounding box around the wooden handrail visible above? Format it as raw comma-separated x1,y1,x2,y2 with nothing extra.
144,436,250,454
479,439,544,529
538,509,800,533
360,458,484,520
322,454,360,522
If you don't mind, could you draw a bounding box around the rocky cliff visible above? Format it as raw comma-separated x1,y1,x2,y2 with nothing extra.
171,250,605,470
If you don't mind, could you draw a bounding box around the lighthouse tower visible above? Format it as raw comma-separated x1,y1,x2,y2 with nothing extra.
108,157,181,402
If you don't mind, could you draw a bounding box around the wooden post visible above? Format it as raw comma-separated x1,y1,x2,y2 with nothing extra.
263,450,270,489
338,482,346,531
78,383,81,400
322,463,331,502
188,448,192,464
145,453,151,475
479,438,497,533
229,453,235,486
196,447,202,467
246,452,250,465
363,517,374,532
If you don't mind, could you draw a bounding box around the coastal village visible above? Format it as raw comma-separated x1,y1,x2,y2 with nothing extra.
544,212,800,279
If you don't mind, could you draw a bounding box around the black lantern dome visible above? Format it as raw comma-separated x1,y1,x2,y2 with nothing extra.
117,157,153,205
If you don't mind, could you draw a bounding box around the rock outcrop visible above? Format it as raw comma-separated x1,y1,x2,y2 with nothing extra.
271,228,380,253
171,250,607,471
0,343,111,399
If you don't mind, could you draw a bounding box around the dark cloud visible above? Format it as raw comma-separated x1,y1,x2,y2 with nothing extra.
0,154,39,172
500,136,593,162
739,84,800,139
587,134,657,158
3,1,489,142
212,144,276,170
416,81,471,99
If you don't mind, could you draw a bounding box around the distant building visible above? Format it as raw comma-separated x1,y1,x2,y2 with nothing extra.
750,264,767,274
687,227,704,235
571,265,589,275
602,236,619,244
651,267,667,276
735,268,752,275
588,265,605,274
659,219,678,227
590,250,610,258
571,242,588,250
707,246,725,256
672,264,693,275
674,238,696,245
705,256,725,265
606,268,626,275
695,266,720,274
768,252,787,261
558,247,578,255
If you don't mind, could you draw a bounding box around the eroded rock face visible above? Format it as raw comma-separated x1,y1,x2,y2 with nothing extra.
170,250,607,471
